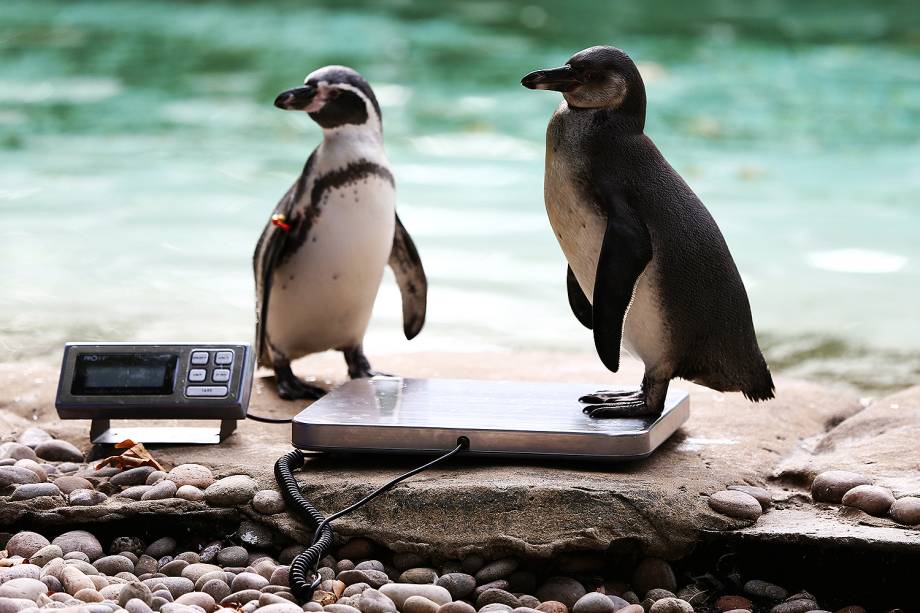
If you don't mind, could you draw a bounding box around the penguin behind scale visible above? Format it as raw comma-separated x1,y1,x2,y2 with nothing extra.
253,65,427,400
522,46,774,417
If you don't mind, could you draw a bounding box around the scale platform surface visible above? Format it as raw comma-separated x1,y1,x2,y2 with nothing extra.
292,378,689,460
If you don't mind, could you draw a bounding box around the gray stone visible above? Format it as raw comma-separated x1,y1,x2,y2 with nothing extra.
94,557,135,576
474,559,518,585
479,605,512,613
18,428,52,448
111,468,156,487
6,532,50,558
378,584,452,608
237,522,273,549
269,567,289,588
437,603,475,613
117,486,153,500
401,596,438,613
398,569,437,585
727,484,772,510
141,578,194,599
146,539,177,559
841,485,896,516
572,593,614,613
146,471,167,485
126,598,154,613
30,545,63,567
52,531,103,561
631,558,676,597
477,589,521,610
160,561,189,577
475,581,509,598
166,465,214,489
324,606,360,613
174,592,215,612
54,476,95,495
343,584,371,598
0,443,39,462
229,573,267,592
219,589,261,606
35,440,84,463
810,471,872,504
436,574,475,600
252,490,286,514
200,580,230,603
743,580,787,601
355,588,397,613
337,571,390,589
176,486,205,502
708,490,763,521
68,489,107,506
215,548,247,568
0,466,41,487
648,599,692,613
536,578,585,610
0,565,41,585
203,476,257,507
0,578,48,600
11,483,62,501
254,604,301,613
141,480,177,502
136,556,158,576
769,600,818,613
353,561,383,573
890,496,920,525
13,460,46,481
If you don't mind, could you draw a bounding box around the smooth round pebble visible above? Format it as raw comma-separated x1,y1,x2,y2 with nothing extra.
213,547,246,567
252,490,286,514
52,476,95,495
648,600,693,613
201,579,231,603
30,544,64,567
175,591,216,612
436,573,475,599
475,559,519,584
536,577,585,609
69,489,107,506
118,485,154,500
6,531,51,558
357,588,398,613
18,427,53,448
0,577,49,600
127,598,155,613
142,480,178,501
715,595,752,611
398,568,438,585
768,599,818,613
708,490,763,520
437,603,476,613
337,570,390,589
182,565,222,584
727,484,772,510
841,484,896,516
477,588,521,609
53,531,104,561
890,496,920,525
167,465,214,489
35,440,84,463
811,471,872,503
631,558,677,597
378,584,451,608
535,601,568,613
111,467,156,487
403,596,439,613
572,592,614,613
146,471,168,485
94,555,135,575
204,476,258,507
355,561,384,573
146,538,177,558
230,573,268,592
176,485,205,502
743,580,787,601
12,482,63,502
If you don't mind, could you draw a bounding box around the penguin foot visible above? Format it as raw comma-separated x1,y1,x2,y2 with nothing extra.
579,390,659,418
276,377,327,401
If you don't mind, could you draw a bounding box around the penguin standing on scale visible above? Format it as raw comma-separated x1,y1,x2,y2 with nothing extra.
522,46,774,417
254,66,427,400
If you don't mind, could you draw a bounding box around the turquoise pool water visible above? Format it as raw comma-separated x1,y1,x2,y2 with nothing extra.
1,0,919,391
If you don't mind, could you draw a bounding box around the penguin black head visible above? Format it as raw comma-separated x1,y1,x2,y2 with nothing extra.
274,65,383,131
521,46,645,114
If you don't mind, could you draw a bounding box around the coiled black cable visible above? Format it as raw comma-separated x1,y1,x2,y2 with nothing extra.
274,438,470,602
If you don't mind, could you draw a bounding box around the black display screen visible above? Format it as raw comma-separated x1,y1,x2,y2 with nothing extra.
71,353,177,396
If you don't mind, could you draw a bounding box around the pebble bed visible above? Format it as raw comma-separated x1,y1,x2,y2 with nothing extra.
1,428,913,613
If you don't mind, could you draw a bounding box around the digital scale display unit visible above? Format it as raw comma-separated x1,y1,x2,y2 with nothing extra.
56,343,254,444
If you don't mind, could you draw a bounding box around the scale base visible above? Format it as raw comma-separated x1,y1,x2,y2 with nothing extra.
89,419,237,444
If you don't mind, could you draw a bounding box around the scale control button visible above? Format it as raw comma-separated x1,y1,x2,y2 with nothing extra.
188,368,207,382
212,368,231,382
185,385,228,397
190,351,209,365
214,351,234,365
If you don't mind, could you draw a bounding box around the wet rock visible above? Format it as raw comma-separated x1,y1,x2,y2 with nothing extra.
175,485,205,502
436,574,475,599
252,490,286,514
648,599,693,613
141,480,177,501
0,577,48,600
841,485,895,516
35,440,84,463
166,464,215,489
237,521,273,549
378,584,451,608
6,531,50,558
0,466,41,487
727,485,772,510
336,538,375,562
536,578,585,610
402,595,439,613
53,531,103,561
11,482,62,501
94,556,134,576
477,588,521,609
204,475,257,507
398,569,438,585
54,476,95,495
810,471,872,504
475,559,519,584
69,489,107,506
1,443,40,462
110,467,156,487
631,558,677,597
890,496,920,525
146,538,177,559
18,427,52,448
708,490,763,521
572,593,614,613
743,580,787,601
338,571,390,589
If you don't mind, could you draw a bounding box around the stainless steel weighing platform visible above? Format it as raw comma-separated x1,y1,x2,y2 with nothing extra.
292,378,689,460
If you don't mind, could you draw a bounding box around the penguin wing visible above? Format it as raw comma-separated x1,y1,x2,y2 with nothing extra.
567,265,593,329
388,213,427,340
593,199,653,372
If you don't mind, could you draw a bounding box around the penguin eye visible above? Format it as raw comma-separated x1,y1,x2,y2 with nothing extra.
327,88,340,100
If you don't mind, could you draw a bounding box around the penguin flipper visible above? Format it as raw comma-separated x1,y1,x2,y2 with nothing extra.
566,265,593,329
389,213,428,340
593,208,653,372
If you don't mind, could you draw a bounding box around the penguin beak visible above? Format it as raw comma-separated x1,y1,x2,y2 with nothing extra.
521,65,580,92
274,85,317,111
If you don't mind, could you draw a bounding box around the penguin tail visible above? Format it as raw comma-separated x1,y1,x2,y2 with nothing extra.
742,365,776,402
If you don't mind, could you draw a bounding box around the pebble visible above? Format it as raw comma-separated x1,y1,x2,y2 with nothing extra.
204,475,258,507
118,485,156,500
459,556,484,575
6,531,51,558
518,596,541,609
478,605,512,613
572,593,614,613
214,547,246,567
357,588,398,613
252,490,286,514
378,584,452,608
536,577,586,609
255,604,301,613
142,577,195,598
167,465,215,489
94,556,135,576
230,573,268,592
398,569,438,585
338,571,390,589
34,440,84,463
811,471,872,503
110,467,156,487
176,485,205,502
647,599,693,613
53,531,104,561
743,580,787,601
61,566,95,595
708,490,763,520
30,544,64,567
1,443,40,462
436,603,476,613
237,521,273,548
126,599,155,613
139,480,177,501
162,561,190,577
11,482,62,501
474,581,509,598
435,574,475,599
220,589,262,606
841,485,896,516
64,551,91,562
336,538,375,562
477,589,521,610
69,489,108,506
270,567,289,588
630,558,677,597
0,466,42,487
175,592,216,612
0,577,48,600
402,596,439,613
145,538,177,559
890,496,920,525
535,605,567,613
53,476,95,495
769,599,818,613
182,564,220,584
18,427,53,448
355,561,384,573
475,559,519,584
14,459,48,481
119,582,153,607
726,484,772,510
714,595,752,611
325,606,361,613
74,587,104,602
201,579,231,603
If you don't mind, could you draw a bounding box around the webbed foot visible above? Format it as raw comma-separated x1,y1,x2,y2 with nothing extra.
342,345,391,379
274,363,326,400
580,389,658,418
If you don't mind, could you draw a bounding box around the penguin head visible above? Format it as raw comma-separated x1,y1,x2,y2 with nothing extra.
522,46,645,114
274,65,382,132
